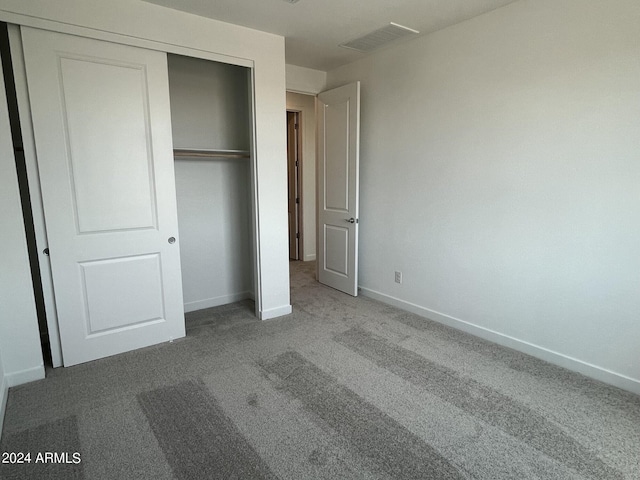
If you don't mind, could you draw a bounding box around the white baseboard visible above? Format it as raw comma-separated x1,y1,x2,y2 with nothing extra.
184,291,253,313
0,365,45,437
6,365,45,388
260,304,292,320
0,374,8,437
360,286,640,395
303,254,316,262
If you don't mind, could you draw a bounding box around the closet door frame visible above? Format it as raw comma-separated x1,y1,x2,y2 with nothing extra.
7,24,64,366
7,21,263,366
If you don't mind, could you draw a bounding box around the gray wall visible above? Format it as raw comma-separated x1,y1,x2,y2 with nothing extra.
326,0,640,392
168,54,250,151
168,54,253,311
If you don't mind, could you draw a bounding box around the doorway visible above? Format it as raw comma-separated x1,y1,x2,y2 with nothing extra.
286,110,301,260
285,91,317,264
168,54,254,314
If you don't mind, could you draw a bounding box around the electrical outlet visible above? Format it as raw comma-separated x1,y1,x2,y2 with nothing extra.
395,271,402,284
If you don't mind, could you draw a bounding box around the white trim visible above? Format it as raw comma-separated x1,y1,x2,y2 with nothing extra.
5,365,45,388
260,304,292,320
0,366,45,435
304,254,316,262
0,10,254,68
184,291,253,313
0,374,8,437
247,66,263,319
360,286,640,395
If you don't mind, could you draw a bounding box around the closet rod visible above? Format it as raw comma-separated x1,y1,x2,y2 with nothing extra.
173,148,250,159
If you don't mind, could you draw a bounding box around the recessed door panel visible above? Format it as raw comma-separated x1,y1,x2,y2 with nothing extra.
325,101,349,212
60,56,157,233
80,254,165,335
324,225,349,276
21,27,185,366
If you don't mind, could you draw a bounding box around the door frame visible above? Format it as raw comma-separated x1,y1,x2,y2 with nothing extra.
286,91,317,263
286,109,302,260
7,24,64,365
5,22,265,366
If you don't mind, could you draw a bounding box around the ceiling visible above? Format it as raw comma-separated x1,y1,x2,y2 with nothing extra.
142,0,519,71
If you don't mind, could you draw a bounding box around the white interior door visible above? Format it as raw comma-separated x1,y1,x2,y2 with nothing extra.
317,82,360,296
21,27,185,366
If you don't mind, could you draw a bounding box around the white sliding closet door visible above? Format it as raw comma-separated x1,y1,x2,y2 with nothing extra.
21,27,185,366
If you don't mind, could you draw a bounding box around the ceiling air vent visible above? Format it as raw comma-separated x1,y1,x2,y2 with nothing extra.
340,22,419,53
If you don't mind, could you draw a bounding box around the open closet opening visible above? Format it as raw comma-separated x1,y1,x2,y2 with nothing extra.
167,54,255,315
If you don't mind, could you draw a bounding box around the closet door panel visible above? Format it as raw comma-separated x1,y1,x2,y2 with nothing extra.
59,56,157,232
21,27,185,366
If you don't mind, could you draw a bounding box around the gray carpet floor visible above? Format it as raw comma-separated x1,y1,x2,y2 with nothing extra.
1,261,639,479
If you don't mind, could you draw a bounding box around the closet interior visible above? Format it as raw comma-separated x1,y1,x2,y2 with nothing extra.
167,54,254,314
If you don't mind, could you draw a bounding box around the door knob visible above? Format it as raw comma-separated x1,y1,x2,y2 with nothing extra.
346,218,355,224
168,237,176,244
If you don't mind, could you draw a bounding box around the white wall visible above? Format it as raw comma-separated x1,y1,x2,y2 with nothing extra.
174,161,253,311
0,57,45,418
327,0,640,393
0,0,291,331
0,349,6,435
286,92,316,262
169,55,250,151
169,55,254,311
286,64,326,94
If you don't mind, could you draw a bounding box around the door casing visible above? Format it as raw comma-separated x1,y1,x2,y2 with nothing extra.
286,110,302,260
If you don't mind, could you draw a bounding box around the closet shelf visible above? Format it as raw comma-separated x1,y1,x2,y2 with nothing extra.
173,148,250,159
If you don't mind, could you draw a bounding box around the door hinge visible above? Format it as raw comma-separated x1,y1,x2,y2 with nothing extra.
296,233,300,239
294,123,299,129
296,197,300,204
